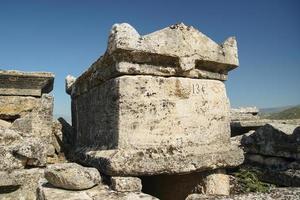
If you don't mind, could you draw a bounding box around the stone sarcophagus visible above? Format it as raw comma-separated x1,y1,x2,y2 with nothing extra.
67,23,243,177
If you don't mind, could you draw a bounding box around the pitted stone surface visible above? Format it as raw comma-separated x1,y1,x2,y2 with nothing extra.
45,163,101,190
37,181,159,200
242,123,300,159
0,168,45,200
0,96,40,121
73,75,231,150
70,23,239,97
111,177,142,192
75,144,244,176
0,70,54,97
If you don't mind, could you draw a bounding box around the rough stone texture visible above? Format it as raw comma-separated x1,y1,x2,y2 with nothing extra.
185,187,300,200
52,119,63,154
65,75,76,95
111,177,142,192
10,94,53,138
0,94,54,171
70,23,239,97
204,170,230,195
242,123,300,159
0,119,11,128
73,75,231,151
45,163,101,190
0,127,48,170
37,181,159,200
0,70,54,97
0,168,44,200
75,144,244,176
0,95,41,121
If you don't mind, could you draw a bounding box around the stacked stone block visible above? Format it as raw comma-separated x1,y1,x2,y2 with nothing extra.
67,23,244,199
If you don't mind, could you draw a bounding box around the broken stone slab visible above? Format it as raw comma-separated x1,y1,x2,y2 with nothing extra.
230,118,300,136
185,187,300,200
259,169,300,187
110,177,142,192
45,163,101,190
0,168,44,200
0,70,54,97
0,95,41,121
73,75,231,151
37,181,159,200
69,23,239,97
246,154,292,170
75,144,244,176
0,127,50,170
242,123,300,159
230,107,259,121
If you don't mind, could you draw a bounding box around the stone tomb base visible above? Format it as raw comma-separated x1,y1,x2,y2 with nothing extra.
72,75,243,176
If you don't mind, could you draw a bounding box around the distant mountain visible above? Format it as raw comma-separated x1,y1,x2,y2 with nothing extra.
261,105,300,120
260,105,297,114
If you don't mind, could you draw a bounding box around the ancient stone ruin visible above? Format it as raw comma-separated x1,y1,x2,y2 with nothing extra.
1,22,300,200
0,71,55,199
66,23,244,199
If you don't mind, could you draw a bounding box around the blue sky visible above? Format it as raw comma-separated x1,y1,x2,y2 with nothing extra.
0,0,299,118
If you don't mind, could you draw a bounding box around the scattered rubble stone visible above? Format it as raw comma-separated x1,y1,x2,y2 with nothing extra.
45,162,101,190
0,70,54,97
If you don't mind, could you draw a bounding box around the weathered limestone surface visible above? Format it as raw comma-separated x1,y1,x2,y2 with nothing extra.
0,70,54,97
111,177,142,192
185,187,300,200
0,127,49,170
73,75,231,150
67,23,242,197
10,94,53,138
45,163,101,190
70,23,238,97
0,94,54,171
242,123,300,159
0,168,44,200
0,96,41,121
37,181,159,200
76,144,243,176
